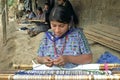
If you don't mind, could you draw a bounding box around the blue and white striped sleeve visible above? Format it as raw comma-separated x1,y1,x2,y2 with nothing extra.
78,29,92,54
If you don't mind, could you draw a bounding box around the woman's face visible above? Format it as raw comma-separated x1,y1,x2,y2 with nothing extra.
44,5,49,10
51,21,69,37
58,0,64,5
36,10,42,14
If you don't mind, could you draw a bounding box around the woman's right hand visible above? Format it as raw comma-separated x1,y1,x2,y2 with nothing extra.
37,56,53,67
43,56,53,67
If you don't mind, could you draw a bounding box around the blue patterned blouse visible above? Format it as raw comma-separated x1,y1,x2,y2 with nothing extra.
37,28,92,68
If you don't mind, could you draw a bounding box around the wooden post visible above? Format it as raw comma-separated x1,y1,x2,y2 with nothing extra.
32,0,36,13
1,0,7,45
0,0,2,13
5,0,8,24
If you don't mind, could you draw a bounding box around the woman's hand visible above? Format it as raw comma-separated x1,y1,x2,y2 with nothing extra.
53,55,68,66
43,56,53,67
37,56,53,67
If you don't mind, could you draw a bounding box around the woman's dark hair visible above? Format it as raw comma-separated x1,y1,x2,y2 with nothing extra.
26,10,31,13
44,2,49,6
63,0,67,2
37,7,43,12
49,5,71,24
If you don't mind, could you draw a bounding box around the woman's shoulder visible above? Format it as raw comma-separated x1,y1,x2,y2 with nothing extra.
71,27,83,34
43,29,53,38
47,29,53,32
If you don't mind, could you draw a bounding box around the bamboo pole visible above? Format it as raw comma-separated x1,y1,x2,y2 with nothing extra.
13,64,120,70
13,64,33,70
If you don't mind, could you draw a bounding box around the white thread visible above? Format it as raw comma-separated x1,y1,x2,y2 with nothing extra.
12,75,120,80
8,75,11,80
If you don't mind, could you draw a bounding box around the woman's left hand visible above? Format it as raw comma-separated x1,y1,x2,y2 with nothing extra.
53,55,68,66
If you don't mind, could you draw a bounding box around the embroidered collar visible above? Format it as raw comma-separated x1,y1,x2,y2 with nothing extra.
45,28,74,42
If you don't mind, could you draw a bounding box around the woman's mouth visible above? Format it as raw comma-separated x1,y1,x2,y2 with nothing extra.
55,33,62,37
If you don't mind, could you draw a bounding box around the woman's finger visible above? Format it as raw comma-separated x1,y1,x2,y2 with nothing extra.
46,62,53,67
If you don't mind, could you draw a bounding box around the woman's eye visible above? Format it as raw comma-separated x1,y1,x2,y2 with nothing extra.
59,25,64,28
52,24,56,27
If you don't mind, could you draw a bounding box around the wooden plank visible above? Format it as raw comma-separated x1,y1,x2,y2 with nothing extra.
86,24,120,37
84,31,120,49
85,34,120,52
85,27,120,41
84,30,120,46
84,33,120,52
84,30,120,51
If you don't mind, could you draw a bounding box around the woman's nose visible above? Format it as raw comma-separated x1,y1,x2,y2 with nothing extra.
55,27,60,33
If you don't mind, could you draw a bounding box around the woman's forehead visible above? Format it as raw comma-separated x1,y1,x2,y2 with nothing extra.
51,21,65,24
58,0,63,1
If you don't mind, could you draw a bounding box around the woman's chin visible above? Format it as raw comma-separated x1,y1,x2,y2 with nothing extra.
55,34,62,37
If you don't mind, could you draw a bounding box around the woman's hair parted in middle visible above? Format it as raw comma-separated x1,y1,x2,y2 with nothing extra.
49,5,71,24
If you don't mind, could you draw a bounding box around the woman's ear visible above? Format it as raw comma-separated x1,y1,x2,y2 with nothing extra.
69,25,71,29
68,22,73,29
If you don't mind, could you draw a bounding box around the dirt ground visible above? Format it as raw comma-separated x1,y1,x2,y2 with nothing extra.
0,15,120,70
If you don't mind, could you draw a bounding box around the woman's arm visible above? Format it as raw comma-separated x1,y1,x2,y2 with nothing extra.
66,54,92,64
53,54,92,66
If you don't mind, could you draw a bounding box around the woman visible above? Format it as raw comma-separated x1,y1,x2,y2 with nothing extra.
43,3,51,24
57,0,79,26
26,9,36,20
35,7,44,20
27,7,49,37
36,5,92,68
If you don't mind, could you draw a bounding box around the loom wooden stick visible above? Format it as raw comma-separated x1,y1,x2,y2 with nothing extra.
112,71,120,74
13,64,120,70
0,70,17,74
0,74,13,80
100,64,120,70
13,64,33,70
